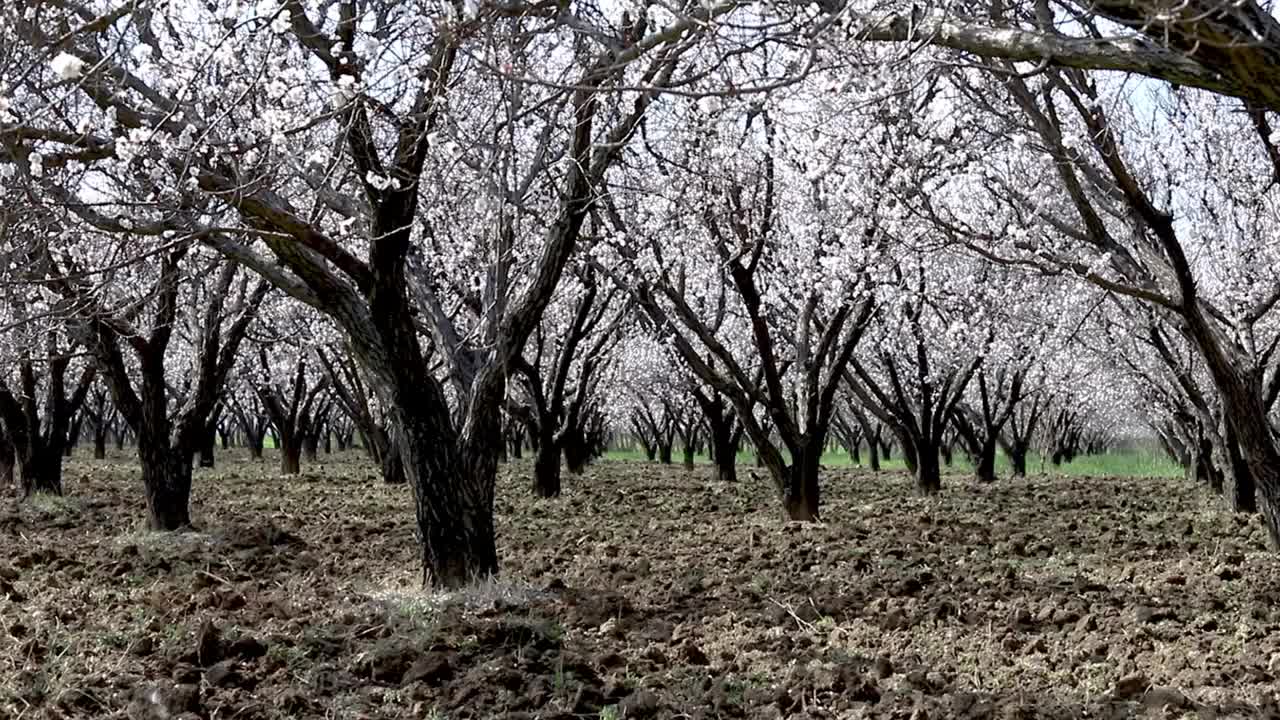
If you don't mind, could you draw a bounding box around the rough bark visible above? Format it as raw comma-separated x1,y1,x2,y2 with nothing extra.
532,426,560,498
975,437,998,484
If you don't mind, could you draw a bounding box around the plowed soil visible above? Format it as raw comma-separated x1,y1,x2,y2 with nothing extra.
3,453,1279,719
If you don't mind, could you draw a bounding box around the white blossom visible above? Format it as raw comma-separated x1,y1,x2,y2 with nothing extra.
51,52,86,80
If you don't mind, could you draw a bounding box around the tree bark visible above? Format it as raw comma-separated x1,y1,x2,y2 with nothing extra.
0,434,13,492
281,437,302,475
1007,441,1029,478
18,449,64,498
532,427,561,498
709,415,737,483
1222,421,1257,513
975,437,998,484
380,443,406,485
93,425,107,459
915,441,942,495
658,442,673,464
197,426,216,469
782,444,822,521
140,437,193,530
394,401,499,587
247,430,264,460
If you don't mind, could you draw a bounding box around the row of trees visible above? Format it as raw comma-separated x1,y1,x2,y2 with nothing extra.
0,0,1278,585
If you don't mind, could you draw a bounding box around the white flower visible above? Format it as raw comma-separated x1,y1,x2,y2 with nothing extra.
131,44,154,64
271,9,292,33
366,171,392,190
51,52,86,80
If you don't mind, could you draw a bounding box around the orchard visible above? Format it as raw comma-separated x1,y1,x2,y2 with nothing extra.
1,0,1280,717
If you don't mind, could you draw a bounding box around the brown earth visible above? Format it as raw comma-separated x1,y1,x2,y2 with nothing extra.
2,452,1279,719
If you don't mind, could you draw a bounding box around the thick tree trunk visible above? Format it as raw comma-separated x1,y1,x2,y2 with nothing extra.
303,431,319,462
1008,442,1029,478
658,443,673,465
1182,308,1277,545
198,427,216,469
1222,423,1257,513
247,431,264,460
532,429,561,498
380,444,406,485
975,438,998,483
396,405,498,588
710,419,737,483
898,433,918,474
940,442,953,467
681,443,696,470
782,444,822,521
915,441,941,495
18,450,64,498
644,444,656,461
866,438,880,472
0,439,13,492
140,443,193,530
0,443,12,491
93,427,107,460
1196,437,1223,494
561,426,596,474
281,438,302,475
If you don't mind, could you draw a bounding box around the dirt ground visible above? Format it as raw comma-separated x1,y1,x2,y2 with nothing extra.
2,453,1280,720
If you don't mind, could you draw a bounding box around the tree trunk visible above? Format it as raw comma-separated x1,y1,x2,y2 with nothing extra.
643,443,656,461
281,438,302,475
975,437,998,483
940,442,953,467
915,441,941,495
0,438,13,492
782,444,821,521
247,431,264,460
396,406,498,588
1008,442,1029,478
898,433,918,474
866,438,880,472
93,427,107,460
681,442,696,470
1222,422,1257,513
140,442,193,530
658,443,673,464
198,427,216,469
18,449,64,498
303,431,319,462
380,444,406,485
1196,436,1223,494
532,429,561,498
561,425,597,475
710,419,737,483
